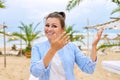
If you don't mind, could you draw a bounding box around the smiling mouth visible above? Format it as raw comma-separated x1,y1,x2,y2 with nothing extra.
46,32,54,35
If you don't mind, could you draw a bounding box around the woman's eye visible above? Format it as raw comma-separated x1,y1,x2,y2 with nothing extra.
45,24,49,27
52,25,57,28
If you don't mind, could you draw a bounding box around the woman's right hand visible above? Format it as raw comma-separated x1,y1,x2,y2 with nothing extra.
43,32,70,68
50,32,70,51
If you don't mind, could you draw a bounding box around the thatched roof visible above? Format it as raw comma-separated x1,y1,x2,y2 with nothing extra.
85,19,120,30
112,34,120,40
101,34,111,40
0,24,7,29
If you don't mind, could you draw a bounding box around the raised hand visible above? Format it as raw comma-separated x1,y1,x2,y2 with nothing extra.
50,32,70,51
92,28,104,46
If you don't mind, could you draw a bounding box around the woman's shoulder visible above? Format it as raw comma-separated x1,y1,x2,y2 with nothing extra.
32,40,50,48
66,42,78,49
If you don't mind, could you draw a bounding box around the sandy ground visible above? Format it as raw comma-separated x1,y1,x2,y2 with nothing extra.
0,50,120,80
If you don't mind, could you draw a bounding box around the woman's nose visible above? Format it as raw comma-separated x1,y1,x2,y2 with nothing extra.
48,26,52,31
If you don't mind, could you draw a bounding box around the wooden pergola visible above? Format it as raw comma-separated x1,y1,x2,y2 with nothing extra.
112,34,120,40
101,34,111,40
84,18,120,56
85,18,120,30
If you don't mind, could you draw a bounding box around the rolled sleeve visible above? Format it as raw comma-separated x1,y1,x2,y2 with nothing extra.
82,57,97,74
30,59,50,77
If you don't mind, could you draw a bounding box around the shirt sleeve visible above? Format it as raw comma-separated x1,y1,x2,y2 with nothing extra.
30,45,50,78
74,45,97,74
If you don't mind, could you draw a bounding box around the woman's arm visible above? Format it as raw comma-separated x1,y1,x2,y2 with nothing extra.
75,28,103,74
91,28,104,62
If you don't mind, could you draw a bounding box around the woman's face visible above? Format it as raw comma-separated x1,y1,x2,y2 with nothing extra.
44,18,64,41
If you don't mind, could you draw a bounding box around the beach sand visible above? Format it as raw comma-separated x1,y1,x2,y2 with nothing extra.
0,50,120,80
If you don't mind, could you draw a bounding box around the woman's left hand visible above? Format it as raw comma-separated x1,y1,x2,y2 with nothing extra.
92,28,104,46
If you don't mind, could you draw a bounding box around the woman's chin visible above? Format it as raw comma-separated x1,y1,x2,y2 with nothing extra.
48,38,53,41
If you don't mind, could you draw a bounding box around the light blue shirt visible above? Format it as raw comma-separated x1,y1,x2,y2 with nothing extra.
30,40,97,80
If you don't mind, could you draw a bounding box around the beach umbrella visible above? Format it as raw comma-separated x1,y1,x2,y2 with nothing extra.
86,19,120,30
101,34,111,42
112,34,120,40
0,24,3,28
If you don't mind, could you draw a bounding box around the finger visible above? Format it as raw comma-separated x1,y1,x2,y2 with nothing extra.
98,27,104,37
61,33,70,41
63,34,70,42
62,38,70,45
57,32,66,40
58,33,70,46
64,39,70,45
99,27,104,34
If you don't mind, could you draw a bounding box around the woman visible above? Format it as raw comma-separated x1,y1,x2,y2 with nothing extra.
30,11,104,80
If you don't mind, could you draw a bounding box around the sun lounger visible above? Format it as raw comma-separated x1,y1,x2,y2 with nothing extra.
1,50,19,56
102,60,120,75
110,46,120,53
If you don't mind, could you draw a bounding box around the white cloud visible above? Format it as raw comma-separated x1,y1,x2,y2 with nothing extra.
6,0,68,10
3,0,118,26
5,0,69,21
5,0,115,21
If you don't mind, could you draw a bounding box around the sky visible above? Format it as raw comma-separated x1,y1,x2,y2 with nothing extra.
0,0,120,48
0,0,119,32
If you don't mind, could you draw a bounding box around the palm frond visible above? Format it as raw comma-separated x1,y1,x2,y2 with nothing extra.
7,37,19,42
33,22,41,32
0,30,11,36
97,42,120,50
30,31,41,41
112,0,120,5
12,32,27,42
111,7,120,14
13,22,41,48
65,25,84,44
0,0,5,8
66,0,82,11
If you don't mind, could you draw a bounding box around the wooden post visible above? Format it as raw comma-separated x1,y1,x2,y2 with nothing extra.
3,23,7,68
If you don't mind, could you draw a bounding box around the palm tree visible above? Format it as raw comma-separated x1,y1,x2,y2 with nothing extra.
12,22,41,47
111,0,120,14
8,22,41,58
0,0,5,8
65,25,85,44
